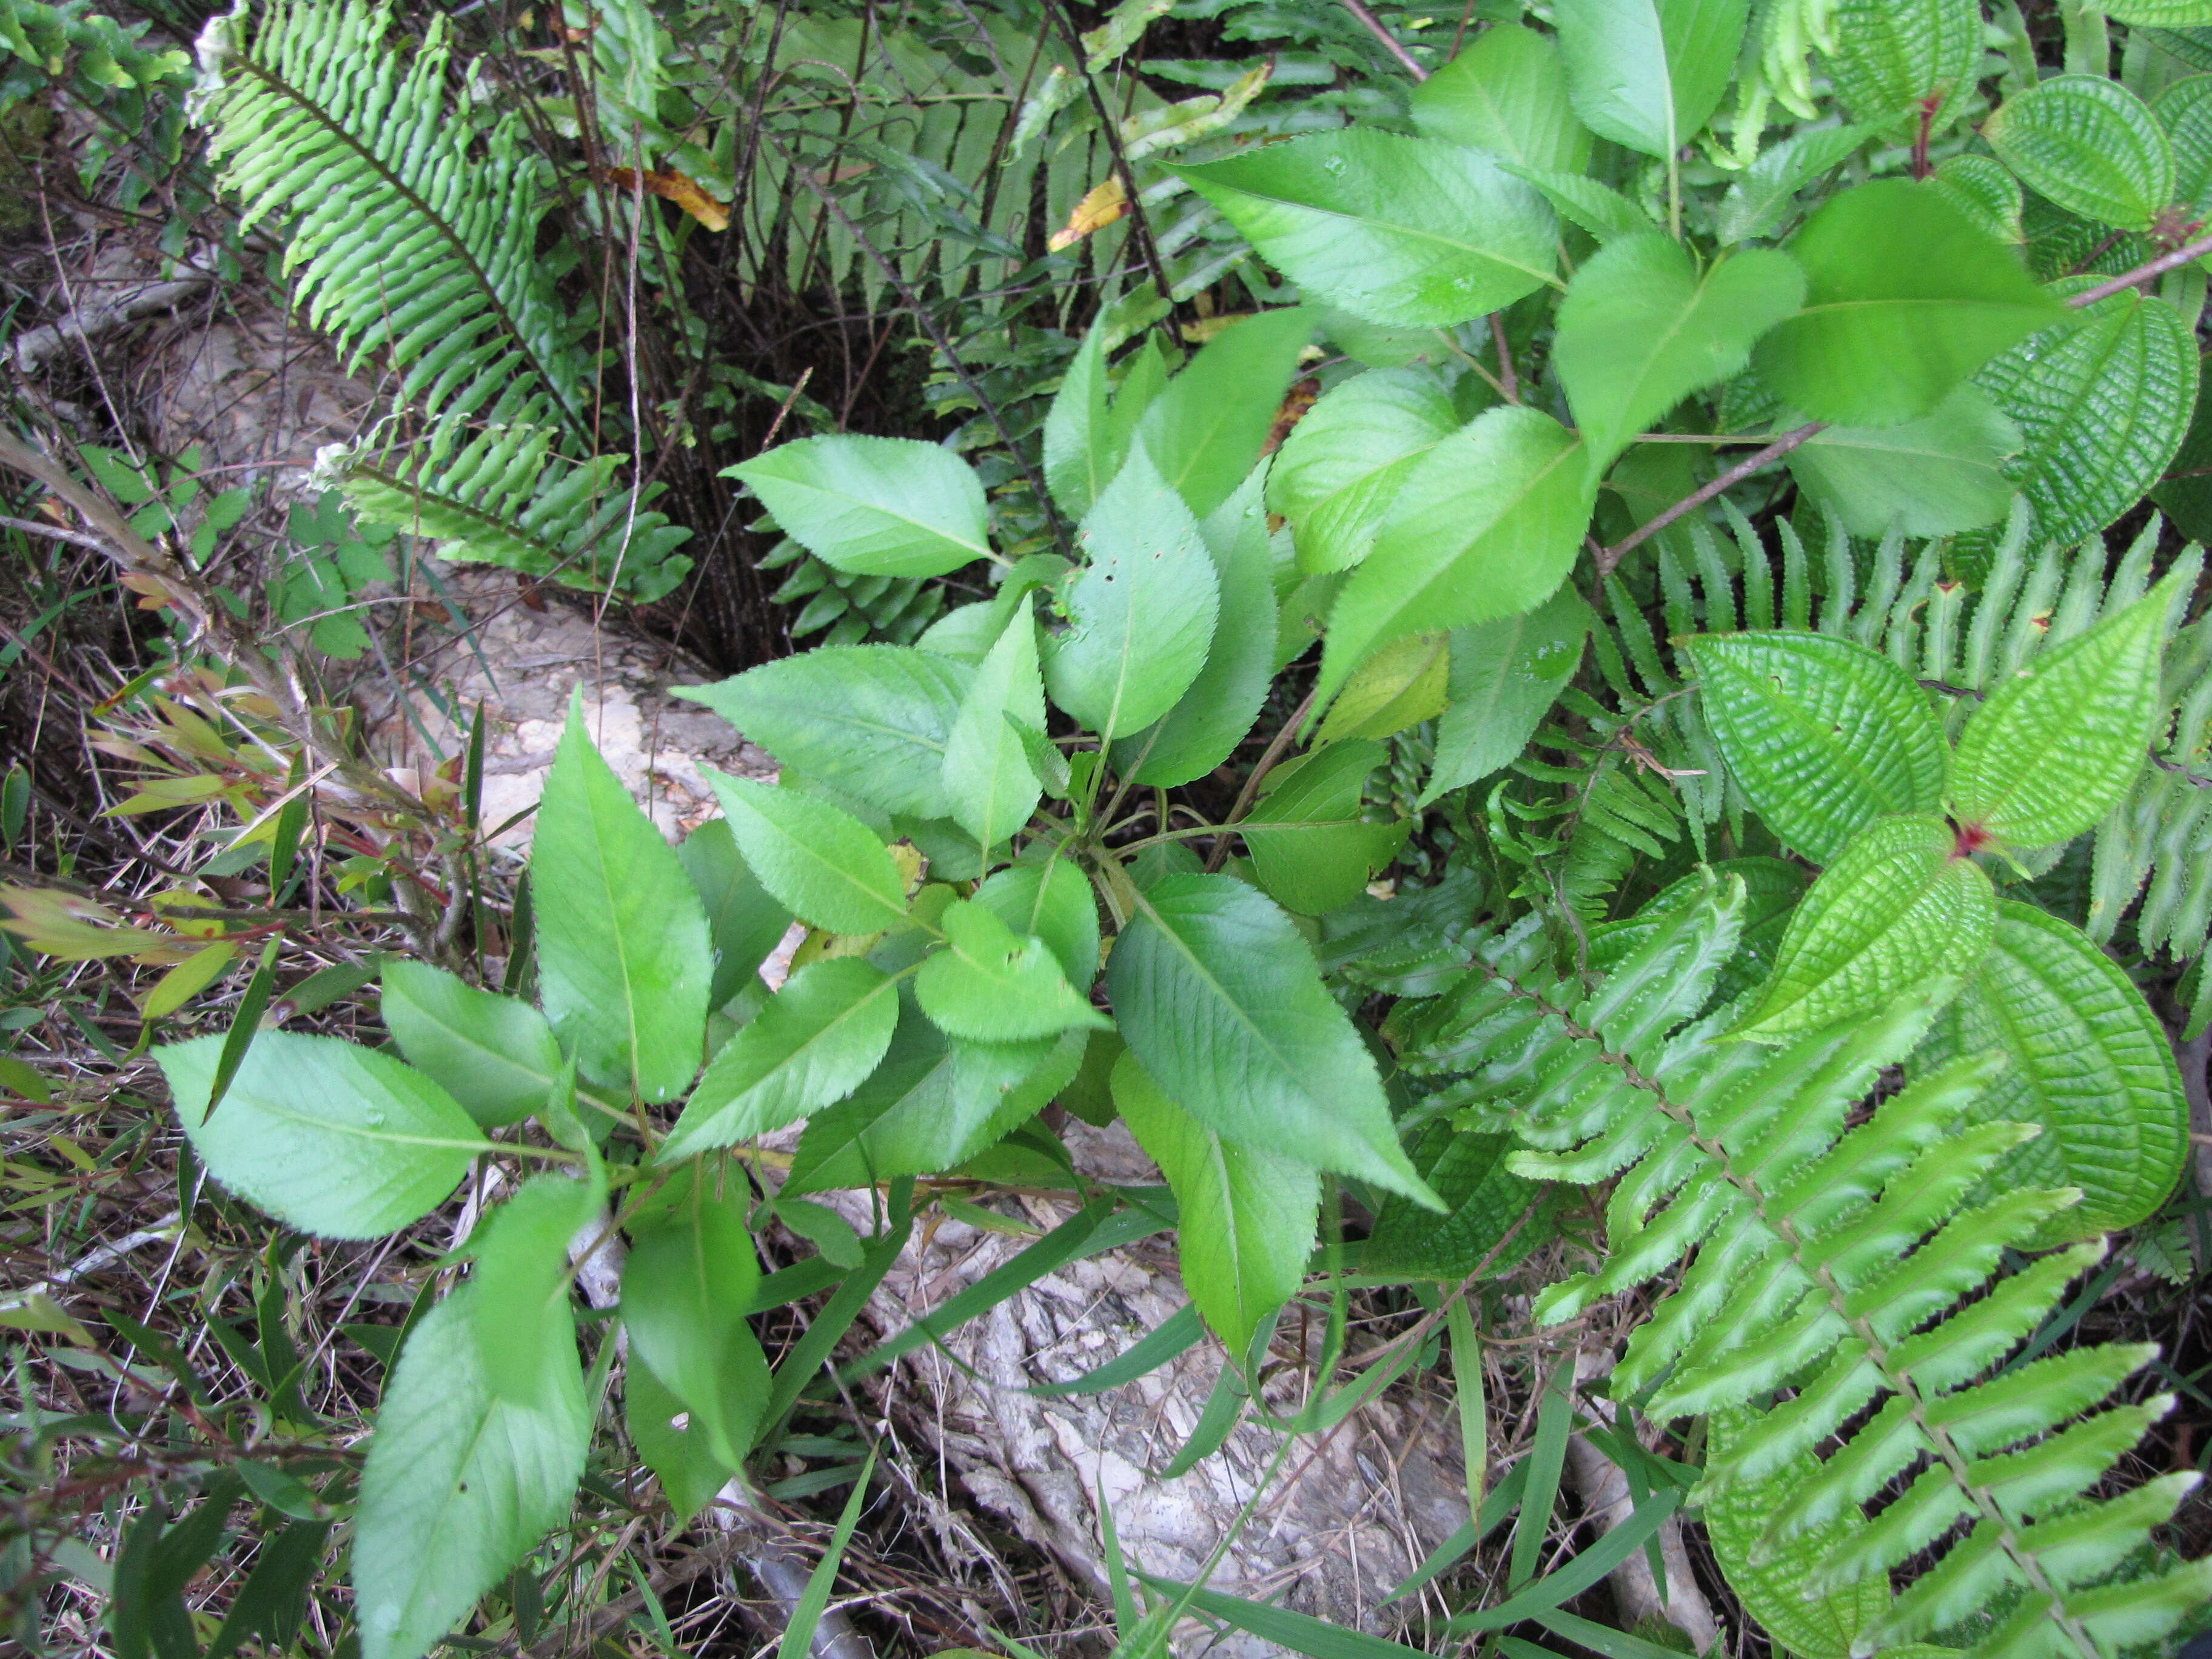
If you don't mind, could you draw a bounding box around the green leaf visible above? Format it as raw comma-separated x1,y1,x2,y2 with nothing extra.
674,647,972,822
1315,406,1590,719
1752,181,2069,428
1111,1050,1318,1354
1821,0,1985,129
1044,317,1119,520
706,771,910,936
942,602,1045,850
1106,872,1439,1205
1240,739,1407,917
1315,631,1450,745
1686,631,1949,864
380,960,563,1127
1716,124,1880,245
1266,368,1460,574
622,1178,769,1468
1553,232,1806,481
973,859,1100,991
725,434,990,578
1498,166,1658,241
1552,0,1748,160
626,1361,730,1524
659,958,903,1161
1950,571,2185,847
917,899,1111,1042
1929,153,2025,244
1985,75,2174,233
352,1289,587,1659
2154,74,2212,218
157,1031,486,1241
1363,1127,1553,1281
1915,902,2187,1244
534,706,711,1102
1735,815,1995,1039
1423,585,1592,806
2110,0,2212,18
677,819,795,1011
1407,22,1592,173
1976,287,2200,547
1785,383,2023,537
1042,451,1219,739
1168,131,1557,330
1133,307,1313,517
1121,468,1281,786
470,1175,591,1403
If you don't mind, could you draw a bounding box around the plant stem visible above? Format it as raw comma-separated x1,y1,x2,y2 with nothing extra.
1596,422,1827,572
1339,0,1427,79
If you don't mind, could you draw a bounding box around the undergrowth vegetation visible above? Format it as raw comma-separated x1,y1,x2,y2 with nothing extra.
6,0,2212,1656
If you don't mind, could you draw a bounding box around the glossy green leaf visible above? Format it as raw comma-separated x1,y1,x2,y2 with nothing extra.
1498,166,1657,241
352,1290,587,1659
1917,902,2187,1244
1112,1050,1318,1353
1107,872,1438,1205
1735,814,1994,1038
677,819,794,1011
1133,307,1313,517
158,1031,486,1241
1266,368,1460,574
1785,384,2022,537
1985,76,2174,233
1423,585,1592,806
973,859,1099,991
2154,74,2212,218
705,771,909,936
1169,131,1557,329
470,1175,591,1403
1316,406,1589,718
1950,571,2185,847
1408,22,1592,173
626,1361,729,1524
1240,739,1406,917
1042,451,1219,739
622,1179,769,1467
941,602,1045,851
1821,0,1985,129
1716,124,1879,245
1686,631,1949,863
726,434,990,577
1752,181,2068,428
917,899,1111,1042
1552,0,1748,160
380,960,563,1127
674,647,971,822
534,706,711,1101
1976,287,2199,547
659,958,903,1161
1553,232,1806,481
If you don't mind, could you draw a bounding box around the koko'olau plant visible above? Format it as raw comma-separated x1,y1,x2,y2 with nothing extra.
55,0,2212,1654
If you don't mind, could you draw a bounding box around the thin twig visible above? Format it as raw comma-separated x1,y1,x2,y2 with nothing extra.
1488,312,1519,403
2071,227,2212,307
1205,688,1317,871
1596,423,1826,572
1339,0,1427,79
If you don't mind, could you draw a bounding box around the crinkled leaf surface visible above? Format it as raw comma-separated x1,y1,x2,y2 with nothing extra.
726,434,990,577
380,960,563,1127
1985,75,2174,232
705,770,909,936
1552,0,1748,159
1822,0,1986,129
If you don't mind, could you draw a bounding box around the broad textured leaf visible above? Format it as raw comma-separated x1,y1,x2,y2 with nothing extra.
917,899,1111,1042
353,1290,587,1659
1951,571,2184,847
1408,22,1592,173
1239,739,1406,916
677,820,794,1011
470,1175,591,1403
1553,232,1806,480
1423,585,1592,806
675,648,971,821
726,434,990,577
534,708,711,1101
1686,632,1949,863
941,603,1045,851
158,1032,486,1240
1985,76,2174,233
973,859,1099,991
1106,872,1438,1204
706,771,909,936
622,1181,769,1467
1822,0,1985,129
1317,407,1589,718
380,960,562,1127
2155,74,2212,218
1112,1051,1318,1353
2110,0,2212,18
1917,902,2187,1243
1785,384,2022,536
1043,317,1118,520
1752,181,2068,427
1363,1127,1554,1279
1169,131,1557,329
1133,308,1312,517
1716,124,1879,245
1552,0,1748,159
1931,153,2025,244
1736,814,1995,1037
659,959,902,1160
1122,469,1280,786
1266,368,1460,574
1976,287,2199,546
1043,451,1219,739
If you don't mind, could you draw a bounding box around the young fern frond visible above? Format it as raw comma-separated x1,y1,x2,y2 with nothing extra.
1413,877,2208,1657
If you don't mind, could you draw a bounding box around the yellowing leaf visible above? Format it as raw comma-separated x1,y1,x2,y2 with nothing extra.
603,167,730,232
1049,177,1128,251
1316,631,1449,745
